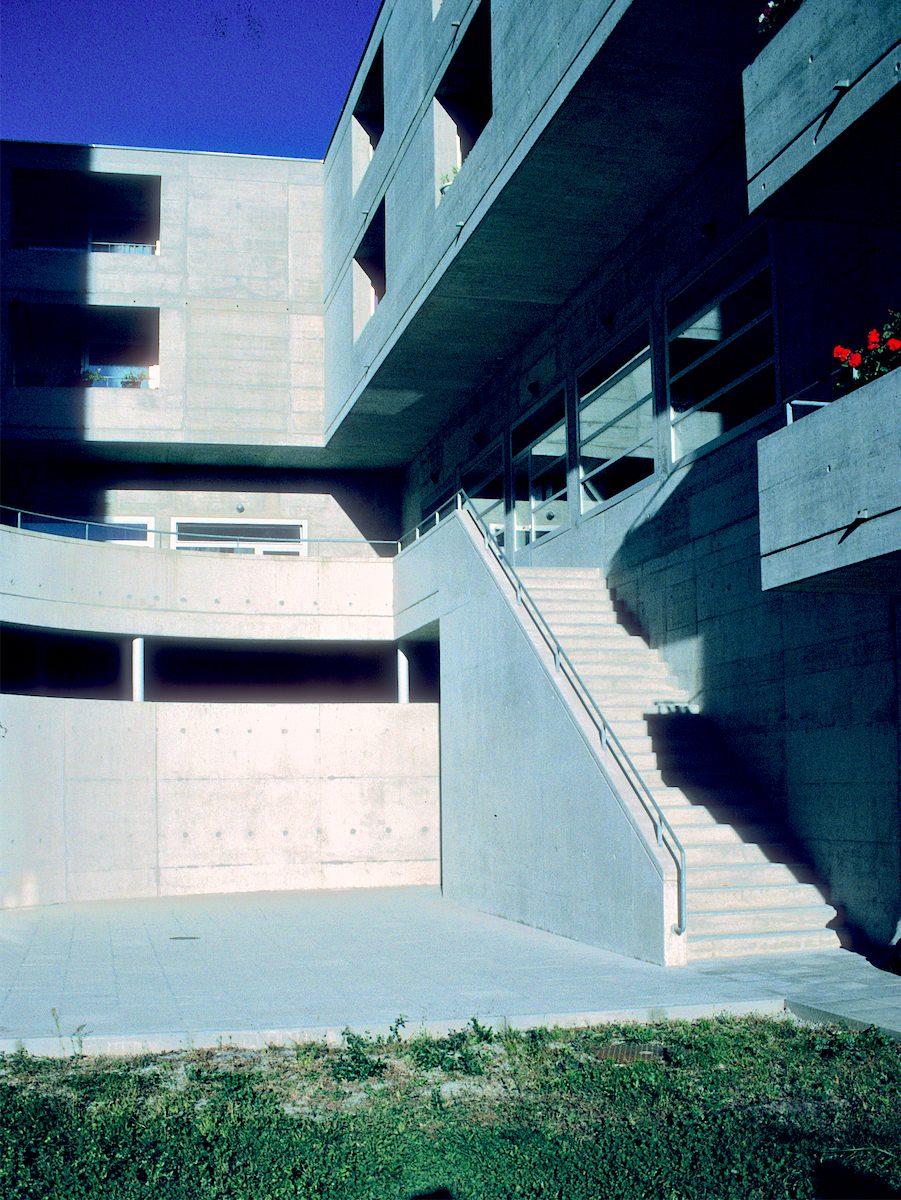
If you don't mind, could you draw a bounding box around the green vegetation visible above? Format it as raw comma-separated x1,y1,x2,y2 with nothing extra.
2,1014,900,1199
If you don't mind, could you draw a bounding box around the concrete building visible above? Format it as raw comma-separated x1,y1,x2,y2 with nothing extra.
2,0,899,964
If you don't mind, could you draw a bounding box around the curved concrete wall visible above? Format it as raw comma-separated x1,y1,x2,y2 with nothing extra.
1,694,439,909
1,528,394,641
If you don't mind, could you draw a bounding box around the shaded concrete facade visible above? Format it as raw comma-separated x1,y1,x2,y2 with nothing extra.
2,0,900,960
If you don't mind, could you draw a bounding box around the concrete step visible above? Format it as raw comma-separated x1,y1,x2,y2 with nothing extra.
688,927,840,959
688,883,829,911
683,840,799,866
526,590,614,606
686,861,820,889
667,823,775,847
690,905,834,937
539,610,627,626
518,568,602,582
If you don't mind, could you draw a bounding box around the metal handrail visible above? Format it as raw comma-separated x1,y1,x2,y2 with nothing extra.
400,490,686,936
0,507,397,554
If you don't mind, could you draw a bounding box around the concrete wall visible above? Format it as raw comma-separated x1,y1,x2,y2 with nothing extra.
106,487,391,559
2,143,324,451
0,694,439,908
743,0,901,212
758,373,901,592
525,428,901,946
323,0,634,434
396,515,675,964
1,528,394,641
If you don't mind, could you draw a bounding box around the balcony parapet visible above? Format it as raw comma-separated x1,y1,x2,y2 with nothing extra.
758,370,901,592
742,0,901,211
0,525,395,641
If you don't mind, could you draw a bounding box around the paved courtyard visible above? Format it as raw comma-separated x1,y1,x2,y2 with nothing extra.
2,886,900,1056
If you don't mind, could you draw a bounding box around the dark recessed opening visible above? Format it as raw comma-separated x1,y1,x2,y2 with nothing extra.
436,0,492,161
7,302,159,387
10,167,161,252
1,624,126,699
355,200,387,305
353,43,385,150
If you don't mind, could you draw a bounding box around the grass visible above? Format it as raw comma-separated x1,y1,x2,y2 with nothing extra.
1,1014,900,1199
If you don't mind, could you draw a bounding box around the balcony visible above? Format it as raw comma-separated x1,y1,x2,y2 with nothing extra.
757,371,901,593
742,0,900,210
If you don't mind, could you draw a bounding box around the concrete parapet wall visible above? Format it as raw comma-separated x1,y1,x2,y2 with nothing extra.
0,695,439,908
758,372,901,592
1,528,394,641
742,0,900,210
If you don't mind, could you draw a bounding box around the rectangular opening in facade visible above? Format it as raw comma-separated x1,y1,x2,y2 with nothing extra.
0,624,127,700
512,390,567,550
171,518,308,555
351,42,385,192
578,330,655,512
10,167,161,253
667,226,776,460
353,200,387,338
433,0,492,198
148,639,399,703
7,302,160,388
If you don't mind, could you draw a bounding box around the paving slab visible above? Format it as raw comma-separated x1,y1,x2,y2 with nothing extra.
1,886,899,1056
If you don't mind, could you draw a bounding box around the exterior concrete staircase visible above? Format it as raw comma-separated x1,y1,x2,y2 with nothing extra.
516,566,840,961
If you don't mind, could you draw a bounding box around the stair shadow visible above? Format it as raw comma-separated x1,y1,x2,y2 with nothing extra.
644,710,832,897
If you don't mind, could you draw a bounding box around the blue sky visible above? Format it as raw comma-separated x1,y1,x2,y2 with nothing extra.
1,0,383,159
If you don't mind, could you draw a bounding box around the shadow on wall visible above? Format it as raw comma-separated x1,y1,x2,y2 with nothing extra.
606,436,901,954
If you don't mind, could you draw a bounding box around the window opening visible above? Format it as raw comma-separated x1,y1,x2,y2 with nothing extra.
171,518,308,556
8,302,159,387
461,443,504,545
10,167,161,253
667,227,776,460
578,334,655,512
433,0,492,199
353,200,387,337
353,43,384,152
512,391,567,550
352,43,385,192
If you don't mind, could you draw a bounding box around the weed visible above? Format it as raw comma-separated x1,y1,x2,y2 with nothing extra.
330,1028,387,1082
409,1028,485,1075
388,1013,408,1042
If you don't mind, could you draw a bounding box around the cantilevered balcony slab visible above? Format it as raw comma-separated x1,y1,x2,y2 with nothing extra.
757,372,901,593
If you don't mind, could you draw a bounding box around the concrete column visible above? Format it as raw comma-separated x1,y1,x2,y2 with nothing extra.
132,637,145,702
397,645,410,704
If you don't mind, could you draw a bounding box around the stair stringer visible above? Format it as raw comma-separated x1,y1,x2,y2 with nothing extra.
451,511,687,965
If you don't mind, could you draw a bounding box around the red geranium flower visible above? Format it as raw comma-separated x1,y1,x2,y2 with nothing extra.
849,352,862,367
833,345,851,362
888,338,901,351
868,329,880,347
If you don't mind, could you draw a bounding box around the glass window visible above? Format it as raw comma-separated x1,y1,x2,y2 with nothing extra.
667,228,776,460
578,341,654,512
461,445,504,544
512,391,567,550
172,519,308,556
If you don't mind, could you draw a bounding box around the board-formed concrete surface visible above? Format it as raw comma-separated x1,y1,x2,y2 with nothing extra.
2,886,899,1056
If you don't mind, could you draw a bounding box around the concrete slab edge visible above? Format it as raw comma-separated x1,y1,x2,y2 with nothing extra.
0,999,787,1058
785,999,901,1041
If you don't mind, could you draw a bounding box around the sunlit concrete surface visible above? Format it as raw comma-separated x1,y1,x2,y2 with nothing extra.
2,886,899,1056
